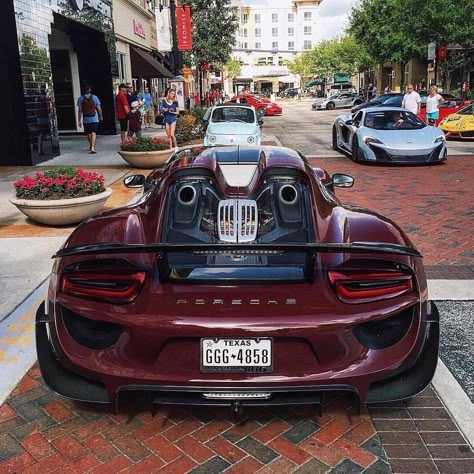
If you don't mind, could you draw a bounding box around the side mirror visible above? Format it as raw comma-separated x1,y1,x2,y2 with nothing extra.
258,119,264,127
345,119,354,126
332,173,354,188
123,174,146,188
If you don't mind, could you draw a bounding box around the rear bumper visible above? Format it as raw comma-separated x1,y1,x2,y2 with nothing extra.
36,301,439,408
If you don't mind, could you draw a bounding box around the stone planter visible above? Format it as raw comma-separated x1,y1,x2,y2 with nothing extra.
118,149,172,169
9,188,113,226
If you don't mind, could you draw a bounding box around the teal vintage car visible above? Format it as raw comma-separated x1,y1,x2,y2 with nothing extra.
204,104,262,146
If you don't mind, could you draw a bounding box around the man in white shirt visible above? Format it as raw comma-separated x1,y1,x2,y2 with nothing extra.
402,84,421,115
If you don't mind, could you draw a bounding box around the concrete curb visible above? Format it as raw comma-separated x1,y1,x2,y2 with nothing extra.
428,280,474,300
433,358,474,449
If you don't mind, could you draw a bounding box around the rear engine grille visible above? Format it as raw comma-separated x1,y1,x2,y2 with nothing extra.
218,199,258,243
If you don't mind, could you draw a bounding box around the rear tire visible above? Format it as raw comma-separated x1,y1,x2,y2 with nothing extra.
351,136,360,162
326,102,335,110
332,125,339,151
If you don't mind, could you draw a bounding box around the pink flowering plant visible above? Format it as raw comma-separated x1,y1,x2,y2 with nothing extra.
13,167,106,200
120,136,170,152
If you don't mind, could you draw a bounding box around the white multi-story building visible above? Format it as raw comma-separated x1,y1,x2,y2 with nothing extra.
228,0,323,94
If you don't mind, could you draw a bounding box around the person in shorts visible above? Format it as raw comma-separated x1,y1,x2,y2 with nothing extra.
425,85,444,125
160,88,179,150
140,86,154,128
77,85,102,154
115,83,130,143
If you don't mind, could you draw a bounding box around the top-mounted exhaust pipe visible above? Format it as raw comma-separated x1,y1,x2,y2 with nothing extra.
177,185,197,206
278,184,298,205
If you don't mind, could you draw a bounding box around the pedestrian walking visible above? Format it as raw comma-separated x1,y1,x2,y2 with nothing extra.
140,86,154,128
425,85,444,125
115,83,130,143
77,85,103,154
160,88,179,151
127,101,142,139
402,84,421,115
367,83,375,101
384,85,392,94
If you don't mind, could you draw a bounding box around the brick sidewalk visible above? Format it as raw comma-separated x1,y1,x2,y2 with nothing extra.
1,367,473,473
308,156,474,273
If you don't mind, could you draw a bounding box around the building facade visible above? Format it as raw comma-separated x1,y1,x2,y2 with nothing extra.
2,0,117,166
229,0,323,94
114,0,172,101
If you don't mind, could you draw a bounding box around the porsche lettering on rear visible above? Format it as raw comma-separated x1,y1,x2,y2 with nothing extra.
176,298,297,305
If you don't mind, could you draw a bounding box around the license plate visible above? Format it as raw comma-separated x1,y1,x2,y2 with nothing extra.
201,338,273,373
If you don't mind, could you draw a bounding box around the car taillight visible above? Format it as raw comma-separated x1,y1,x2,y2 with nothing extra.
61,271,146,304
328,270,413,303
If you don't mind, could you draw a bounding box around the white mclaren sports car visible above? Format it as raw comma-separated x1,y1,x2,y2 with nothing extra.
332,107,447,164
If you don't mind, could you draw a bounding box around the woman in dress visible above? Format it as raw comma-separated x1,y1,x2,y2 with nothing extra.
160,88,179,150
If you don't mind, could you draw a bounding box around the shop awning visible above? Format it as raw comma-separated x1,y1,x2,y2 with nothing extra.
334,74,350,83
130,47,173,78
305,80,324,87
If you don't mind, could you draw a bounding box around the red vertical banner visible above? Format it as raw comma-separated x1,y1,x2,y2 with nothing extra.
176,6,192,51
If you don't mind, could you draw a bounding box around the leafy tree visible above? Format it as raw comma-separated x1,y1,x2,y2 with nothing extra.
348,0,424,64
285,36,374,80
180,0,238,69
224,58,241,80
349,0,474,86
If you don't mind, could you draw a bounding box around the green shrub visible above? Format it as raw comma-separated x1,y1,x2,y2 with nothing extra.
175,114,197,145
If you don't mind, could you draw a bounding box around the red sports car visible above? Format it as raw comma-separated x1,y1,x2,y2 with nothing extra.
36,146,439,414
227,94,282,116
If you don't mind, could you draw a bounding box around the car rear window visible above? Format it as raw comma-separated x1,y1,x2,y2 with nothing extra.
211,107,255,123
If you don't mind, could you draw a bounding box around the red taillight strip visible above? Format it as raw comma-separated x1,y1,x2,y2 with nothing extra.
328,271,413,303
61,271,145,303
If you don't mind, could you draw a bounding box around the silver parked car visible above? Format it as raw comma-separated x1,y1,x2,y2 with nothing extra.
332,107,447,164
312,93,363,111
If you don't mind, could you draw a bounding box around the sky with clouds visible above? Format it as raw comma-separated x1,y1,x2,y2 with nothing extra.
239,0,359,41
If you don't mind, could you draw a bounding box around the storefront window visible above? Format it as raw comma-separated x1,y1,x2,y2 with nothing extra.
117,52,127,83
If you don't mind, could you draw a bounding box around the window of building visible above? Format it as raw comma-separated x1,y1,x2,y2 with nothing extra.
304,11,312,21
254,13,260,23
278,57,284,66
243,28,247,38
258,57,267,65
241,13,248,23
272,27,278,37
267,56,273,64
288,41,294,51
117,52,127,83
288,13,294,22
255,28,261,37
255,42,261,49
304,40,312,49
272,42,278,50
243,42,248,49
288,27,294,36
272,13,278,23
304,26,311,35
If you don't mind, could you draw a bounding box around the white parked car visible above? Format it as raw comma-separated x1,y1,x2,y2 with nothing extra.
203,104,262,146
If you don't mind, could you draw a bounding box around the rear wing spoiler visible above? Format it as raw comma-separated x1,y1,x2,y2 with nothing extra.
54,242,421,259
54,242,421,284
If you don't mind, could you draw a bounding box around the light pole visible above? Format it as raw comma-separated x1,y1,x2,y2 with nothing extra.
169,0,181,76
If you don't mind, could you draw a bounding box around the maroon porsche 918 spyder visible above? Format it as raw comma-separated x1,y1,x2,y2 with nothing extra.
36,145,439,414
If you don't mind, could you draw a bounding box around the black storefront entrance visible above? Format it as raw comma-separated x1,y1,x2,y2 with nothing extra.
1,0,116,166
